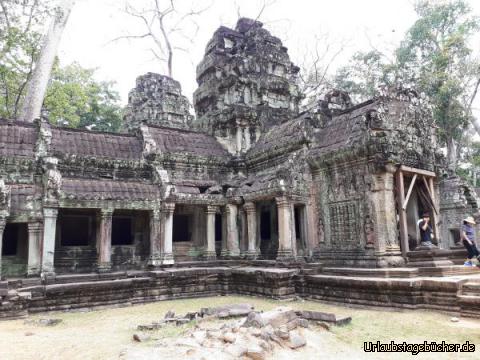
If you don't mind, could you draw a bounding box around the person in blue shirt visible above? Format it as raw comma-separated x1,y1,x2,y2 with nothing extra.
461,216,480,267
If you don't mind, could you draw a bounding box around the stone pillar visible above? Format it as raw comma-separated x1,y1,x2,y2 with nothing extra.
370,166,404,267
0,217,5,279
204,205,217,260
225,203,240,258
244,127,251,150
220,208,229,258
97,209,113,272
27,222,43,276
41,208,58,274
275,197,294,261
148,209,162,267
239,207,247,256
236,126,242,153
161,203,175,264
255,127,261,142
244,202,259,259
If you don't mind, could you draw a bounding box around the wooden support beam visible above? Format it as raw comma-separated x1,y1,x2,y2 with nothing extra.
422,176,438,215
429,177,440,244
399,165,436,178
402,174,417,210
395,170,409,257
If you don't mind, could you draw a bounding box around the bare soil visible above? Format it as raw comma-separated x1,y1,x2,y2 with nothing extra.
1,296,479,360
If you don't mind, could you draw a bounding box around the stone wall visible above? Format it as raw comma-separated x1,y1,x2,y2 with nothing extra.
439,176,480,249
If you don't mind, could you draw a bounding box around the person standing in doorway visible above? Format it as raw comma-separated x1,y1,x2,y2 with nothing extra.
461,216,480,267
418,212,434,248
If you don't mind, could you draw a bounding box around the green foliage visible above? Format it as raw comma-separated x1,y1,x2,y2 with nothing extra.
333,0,480,170
0,1,123,132
0,0,49,119
395,0,479,144
333,50,395,103
43,62,123,132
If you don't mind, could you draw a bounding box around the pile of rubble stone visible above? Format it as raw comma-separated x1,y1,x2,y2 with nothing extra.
132,304,351,360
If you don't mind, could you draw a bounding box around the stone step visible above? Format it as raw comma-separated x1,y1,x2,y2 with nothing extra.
461,281,480,296
320,265,479,278
321,267,419,278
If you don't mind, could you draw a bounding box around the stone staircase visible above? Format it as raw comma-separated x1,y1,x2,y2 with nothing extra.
458,280,480,318
0,280,29,319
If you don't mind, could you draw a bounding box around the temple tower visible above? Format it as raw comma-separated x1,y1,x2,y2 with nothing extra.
193,18,302,155
124,73,192,132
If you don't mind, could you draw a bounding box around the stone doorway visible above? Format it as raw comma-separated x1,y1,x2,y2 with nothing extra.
294,205,307,257
1,222,28,277
55,208,98,273
258,201,278,259
395,166,438,256
111,210,149,270
215,213,223,257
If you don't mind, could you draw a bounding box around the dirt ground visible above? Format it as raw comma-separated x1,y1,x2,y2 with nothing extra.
1,296,479,360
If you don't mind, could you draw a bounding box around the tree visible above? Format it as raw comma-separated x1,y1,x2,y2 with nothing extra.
115,0,211,78
0,0,51,119
43,62,123,132
20,0,76,123
296,32,347,111
394,0,480,171
332,0,480,172
333,50,396,103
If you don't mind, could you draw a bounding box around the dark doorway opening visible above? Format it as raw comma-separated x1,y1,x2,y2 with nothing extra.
2,223,18,255
173,214,190,242
60,215,93,246
1,223,28,277
112,217,133,245
2,223,27,256
259,203,278,259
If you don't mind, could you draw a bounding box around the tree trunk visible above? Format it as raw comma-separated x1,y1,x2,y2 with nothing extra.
446,136,457,173
471,117,480,137
20,0,76,123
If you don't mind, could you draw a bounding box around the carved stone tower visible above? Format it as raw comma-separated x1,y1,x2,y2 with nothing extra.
124,73,192,132
193,18,302,155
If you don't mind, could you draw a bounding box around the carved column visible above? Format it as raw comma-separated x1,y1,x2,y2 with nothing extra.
148,209,162,267
225,203,240,258
276,196,295,261
371,166,404,267
236,126,242,153
96,209,113,272
244,127,251,150
161,203,175,264
41,208,58,274
204,205,217,260
27,222,43,276
220,208,228,258
238,207,246,256
0,217,6,279
244,202,259,259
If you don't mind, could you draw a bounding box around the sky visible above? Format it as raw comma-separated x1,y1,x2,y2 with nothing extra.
57,0,480,116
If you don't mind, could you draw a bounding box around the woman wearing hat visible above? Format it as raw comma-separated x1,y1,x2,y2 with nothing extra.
461,216,480,267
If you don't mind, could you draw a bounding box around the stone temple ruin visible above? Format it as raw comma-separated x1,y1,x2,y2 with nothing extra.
1,18,480,319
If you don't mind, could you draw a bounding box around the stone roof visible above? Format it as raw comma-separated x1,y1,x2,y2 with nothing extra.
61,179,162,201
147,126,230,159
247,116,311,160
310,104,371,157
0,121,36,158
50,127,143,160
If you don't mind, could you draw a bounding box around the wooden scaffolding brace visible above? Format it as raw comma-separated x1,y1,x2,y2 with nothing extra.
395,165,439,258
